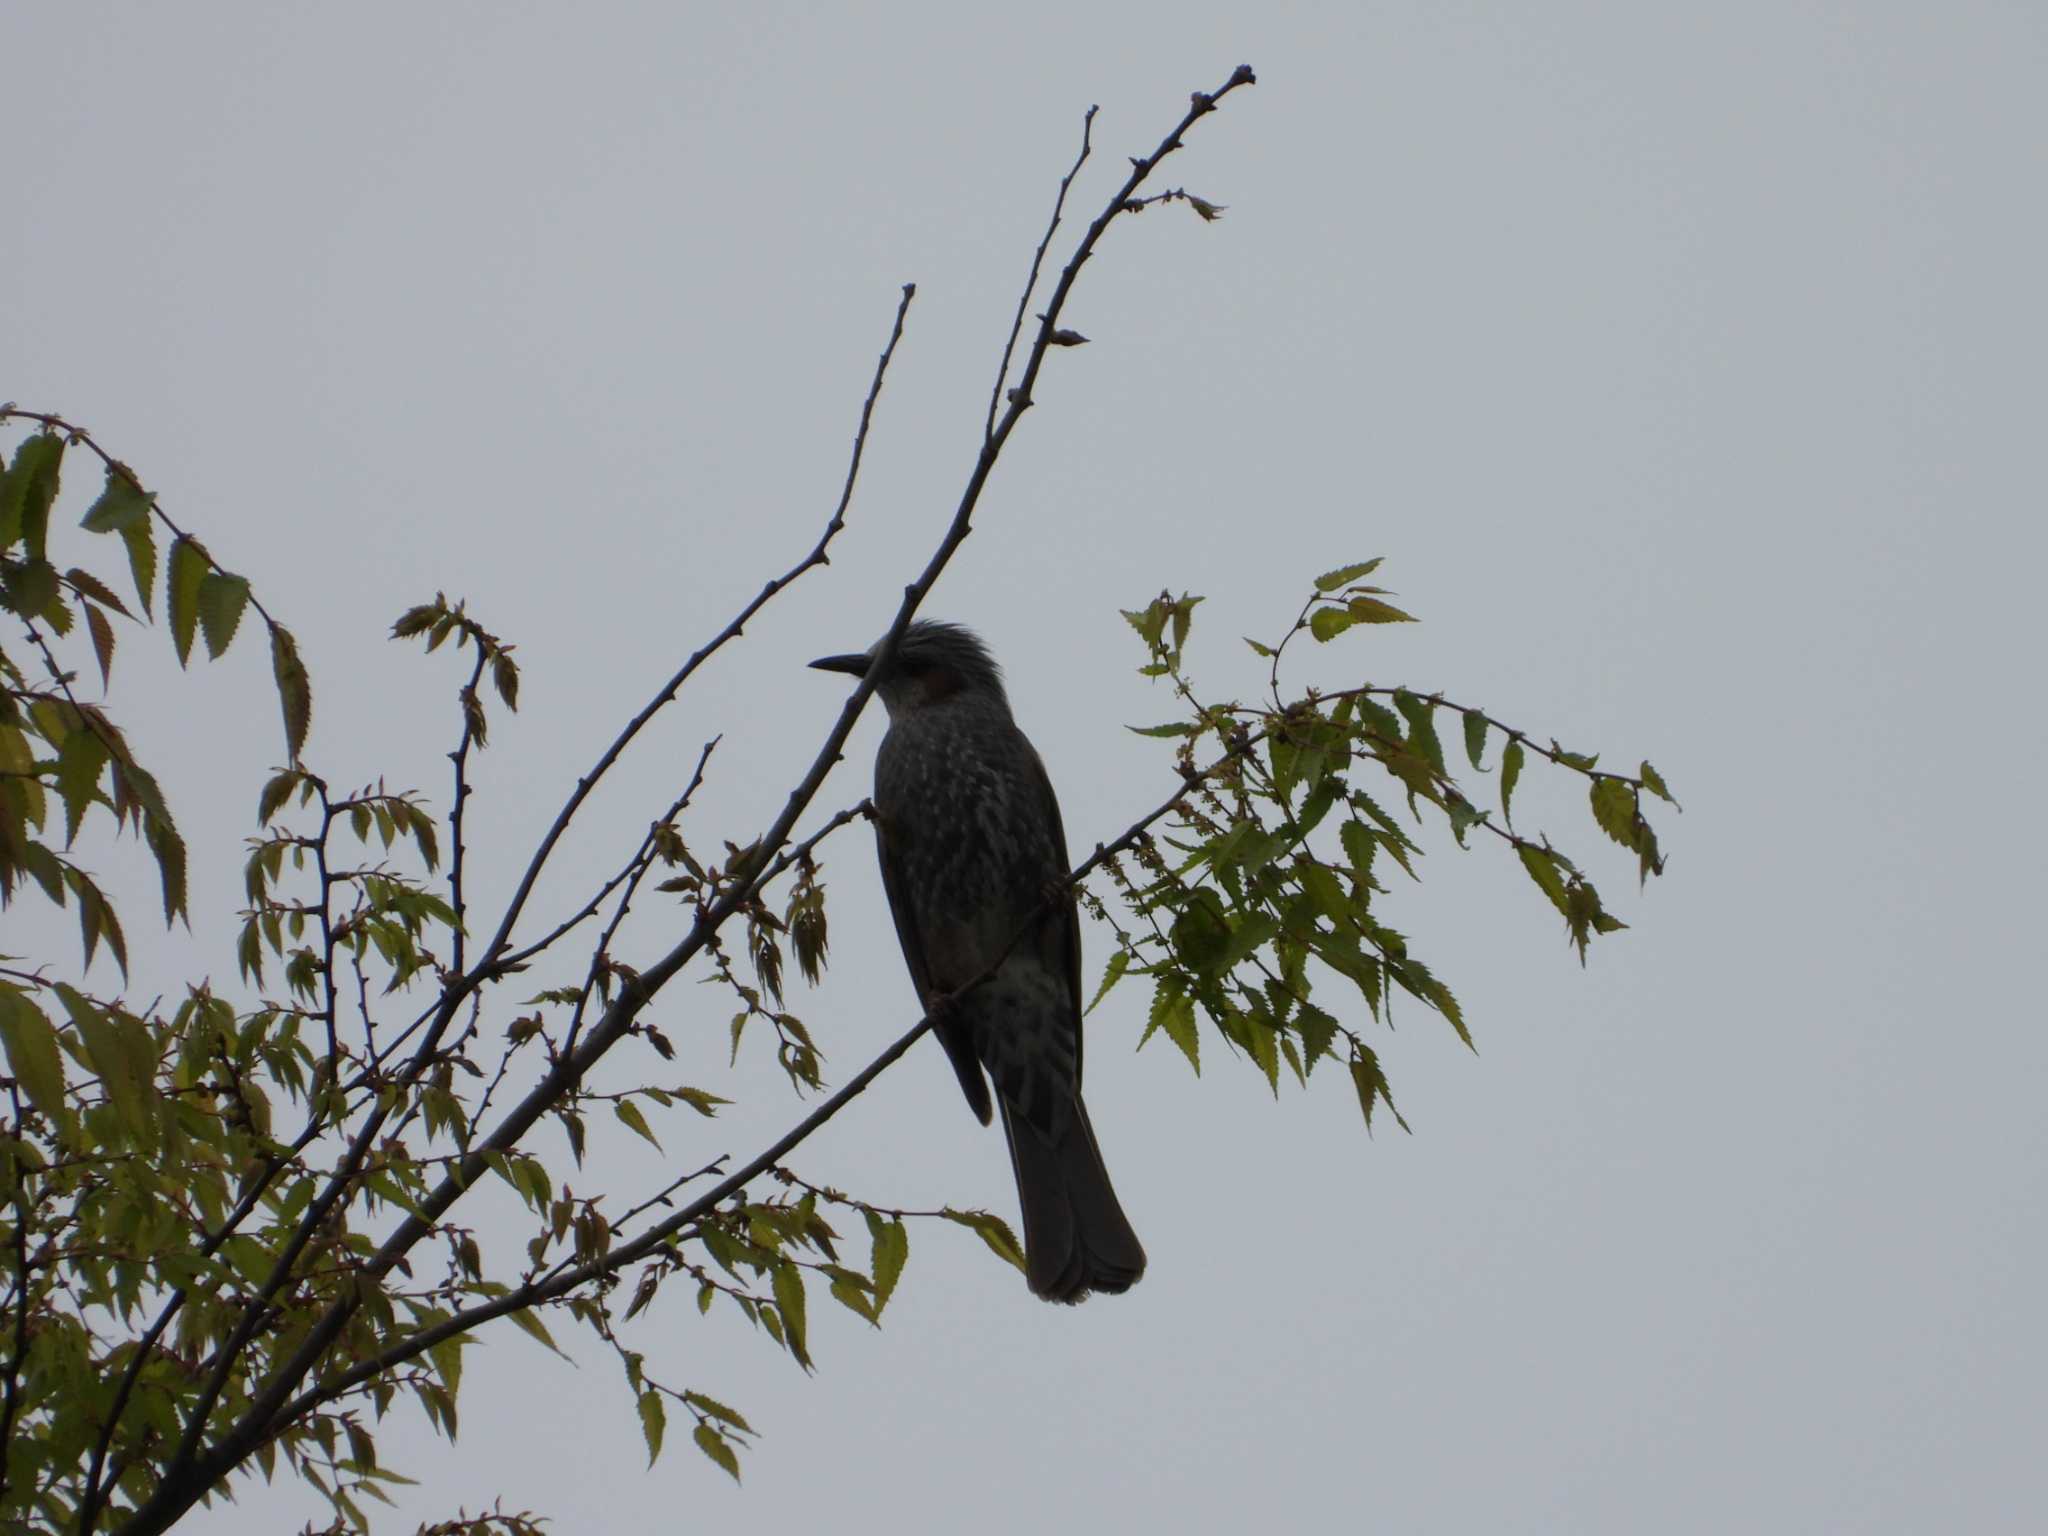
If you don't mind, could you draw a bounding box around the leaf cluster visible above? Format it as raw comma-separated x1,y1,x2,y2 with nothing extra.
1097,568,1676,1129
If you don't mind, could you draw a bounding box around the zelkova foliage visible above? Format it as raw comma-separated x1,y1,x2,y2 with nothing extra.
1099,578,1675,1122
0,66,1672,1536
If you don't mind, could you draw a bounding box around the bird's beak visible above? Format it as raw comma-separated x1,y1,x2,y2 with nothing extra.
808,652,870,678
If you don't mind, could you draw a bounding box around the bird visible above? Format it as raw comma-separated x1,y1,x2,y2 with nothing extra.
810,619,1146,1302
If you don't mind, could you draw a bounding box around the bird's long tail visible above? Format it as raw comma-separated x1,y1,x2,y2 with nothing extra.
999,1094,1146,1303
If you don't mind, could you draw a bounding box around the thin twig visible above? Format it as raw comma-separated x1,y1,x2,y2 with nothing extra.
986,106,1097,441
446,647,490,981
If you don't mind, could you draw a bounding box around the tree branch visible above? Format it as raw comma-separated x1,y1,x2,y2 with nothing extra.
108,70,1257,1535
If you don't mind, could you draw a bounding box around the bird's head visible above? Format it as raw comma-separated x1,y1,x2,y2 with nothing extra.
810,619,1007,720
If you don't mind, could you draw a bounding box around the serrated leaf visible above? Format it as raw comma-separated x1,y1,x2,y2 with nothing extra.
258,770,300,825
1462,710,1489,770
1142,977,1200,1075
1347,596,1417,624
1500,739,1525,826
1349,1046,1409,1134
1127,720,1196,739
693,1422,741,1482
1339,819,1378,888
683,1390,754,1435
771,1262,811,1369
3,558,59,620
614,1099,662,1151
1518,845,1572,919
85,602,116,688
638,1390,666,1464
1590,779,1639,851
1294,1003,1339,1074
1,432,63,554
166,537,208,666
270,622,312,760
943,1208,1026,1272
1085,948,1130,1017
120,522,157,617
867,1214,908,1313
1394,692,1445,776
0,990,70,1121
1308,605,1354,643
1244,636,1276,657
80,465,154,533
1640,761,1679,807
56,984,157,1150
1314,558,1384,592
64,566,132,617
507,1306,566,1356
198,571,252,658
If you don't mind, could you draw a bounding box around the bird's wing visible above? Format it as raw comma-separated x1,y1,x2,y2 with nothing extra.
874,814,994,1125
1021,739,1086,1085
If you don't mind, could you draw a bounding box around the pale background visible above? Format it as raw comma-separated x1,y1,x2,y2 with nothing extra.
7,4,2045,1532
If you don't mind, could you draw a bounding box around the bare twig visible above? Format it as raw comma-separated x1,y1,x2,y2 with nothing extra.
986,106,1098,441
446,647,491,980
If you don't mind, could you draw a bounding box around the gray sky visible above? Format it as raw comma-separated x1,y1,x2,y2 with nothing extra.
9,4,2046,1532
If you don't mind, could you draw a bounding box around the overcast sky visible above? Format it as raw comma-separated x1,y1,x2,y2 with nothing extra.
9,4,2046,1533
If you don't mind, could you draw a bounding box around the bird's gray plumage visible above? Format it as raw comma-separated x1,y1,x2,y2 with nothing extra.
810,620,1146,1302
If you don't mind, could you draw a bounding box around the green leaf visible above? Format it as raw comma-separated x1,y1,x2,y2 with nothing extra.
866,1214,908,1313
1339,818,1379,889
55,729,109,845
55,984,157,1150
0,989,70,1122
3,558,59,620
507,1306,566,1356
1347,595,1417,624
120,521,157,617
1314,558,1383,592
1127,720,1196,738
270,622,313,759
638,1390,666,1465
614,1099,662,1151
85,602,117,687
80,465,155,532
682,1390,753,1435
1590,779,1639,851
165,537,208,665
64,565,133,617
1085,948,1130,1017
1169,890,1231,974
1394,692,1445,776
693,1422,741,1482
942,1208,1026,1272
771,1261,811,1370
198,572,252,658
1349,1047,1409,1134
1518,845,1572,919
1143,977,1199,1075
1640,761,1679,807
1308,605,1354,643
1462,710,1489,770
1,432,63,555
1500,739,1525,826
1294,1003,1339,1074
1247,1014,1280,1093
